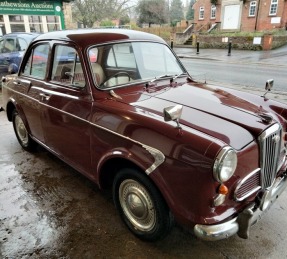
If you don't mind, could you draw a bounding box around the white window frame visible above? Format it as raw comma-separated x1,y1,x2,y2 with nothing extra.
269,0,278,15
211,5,216,19
249,1,257,17
199,7,204,20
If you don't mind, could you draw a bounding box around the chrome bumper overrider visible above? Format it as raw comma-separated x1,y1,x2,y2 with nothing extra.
194,173,287,241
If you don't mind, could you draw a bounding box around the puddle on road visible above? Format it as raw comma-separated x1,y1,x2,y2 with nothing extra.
0,156,63,257
0,142,123,258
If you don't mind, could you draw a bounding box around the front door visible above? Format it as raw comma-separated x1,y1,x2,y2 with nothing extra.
41,44,92,175
222,5,241,30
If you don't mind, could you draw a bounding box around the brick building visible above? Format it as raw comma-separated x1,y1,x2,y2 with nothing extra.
192,0,287,32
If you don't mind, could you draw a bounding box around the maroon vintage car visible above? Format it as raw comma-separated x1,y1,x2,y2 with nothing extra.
1,29,287,241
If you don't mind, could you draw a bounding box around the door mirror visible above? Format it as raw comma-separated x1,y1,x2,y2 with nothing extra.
163,105,183,128
8,63,18,74
265,79,274,91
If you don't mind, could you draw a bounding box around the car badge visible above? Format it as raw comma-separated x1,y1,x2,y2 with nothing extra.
258,113,272,124
272,135,280,143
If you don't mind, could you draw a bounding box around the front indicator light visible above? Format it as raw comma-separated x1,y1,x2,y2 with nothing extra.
219,184,229,195
213,184,228,207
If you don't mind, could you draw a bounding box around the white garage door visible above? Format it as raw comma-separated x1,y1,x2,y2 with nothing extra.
222,5,240,30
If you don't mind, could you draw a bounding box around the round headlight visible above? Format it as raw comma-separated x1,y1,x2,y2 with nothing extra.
213,147,237,182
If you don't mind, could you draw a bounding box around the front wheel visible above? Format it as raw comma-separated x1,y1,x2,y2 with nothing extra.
12,110,36,152
113,168,173,241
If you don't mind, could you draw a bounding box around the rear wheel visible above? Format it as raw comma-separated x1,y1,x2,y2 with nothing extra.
113,168,173,241
12,110,37,152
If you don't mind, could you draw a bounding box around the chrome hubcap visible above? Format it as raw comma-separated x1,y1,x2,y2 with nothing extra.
15,115,28,145
119,179,156,231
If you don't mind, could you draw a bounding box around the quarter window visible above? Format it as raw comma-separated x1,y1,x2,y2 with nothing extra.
23,44,49,79
269,0,278,15
211,5,216,19
199,7,204,20
249,1,257,17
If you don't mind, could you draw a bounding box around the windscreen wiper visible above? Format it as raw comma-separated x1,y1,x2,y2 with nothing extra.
172,72,190,81
149,74,175,83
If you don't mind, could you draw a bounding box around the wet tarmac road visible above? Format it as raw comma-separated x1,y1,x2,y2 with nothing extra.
1,90,287,258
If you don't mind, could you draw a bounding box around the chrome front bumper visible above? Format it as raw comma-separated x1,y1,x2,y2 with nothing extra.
194,173,287,241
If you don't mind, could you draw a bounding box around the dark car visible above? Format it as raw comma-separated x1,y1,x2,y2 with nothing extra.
1,29,287,242
0,32,40,79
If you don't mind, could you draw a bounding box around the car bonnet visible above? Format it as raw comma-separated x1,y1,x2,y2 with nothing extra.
127,82,275,150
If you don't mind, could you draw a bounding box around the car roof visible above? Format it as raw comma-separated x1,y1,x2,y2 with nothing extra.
34,29,166,47
2,32,41,41
3,32,40,37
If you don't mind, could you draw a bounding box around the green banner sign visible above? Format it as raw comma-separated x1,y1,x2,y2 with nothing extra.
0,1,62,15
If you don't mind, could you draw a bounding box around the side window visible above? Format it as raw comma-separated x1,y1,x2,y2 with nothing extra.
51,45,85,88
2,38,15,53
17,38,28,51
107,43,136,69
23,44,49,79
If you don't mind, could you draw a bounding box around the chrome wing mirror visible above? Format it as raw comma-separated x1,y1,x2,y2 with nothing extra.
262,79,274,98
163,105,183,129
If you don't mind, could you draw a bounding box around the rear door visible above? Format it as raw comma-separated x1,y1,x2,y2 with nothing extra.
15,43,50,143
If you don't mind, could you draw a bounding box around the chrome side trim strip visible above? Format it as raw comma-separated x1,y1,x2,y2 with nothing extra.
4,85,165,174
143,145,165,175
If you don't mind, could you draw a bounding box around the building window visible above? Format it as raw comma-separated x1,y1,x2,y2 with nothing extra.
249,1,257,16
29,16,43,33
9,15,25,32
269,0,278,15
199,7,204,20
46,16,61,32
9,15,24,22
211,5,216,19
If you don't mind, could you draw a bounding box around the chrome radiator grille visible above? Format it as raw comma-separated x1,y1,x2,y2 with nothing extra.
234,169,261,201
258,123,282,189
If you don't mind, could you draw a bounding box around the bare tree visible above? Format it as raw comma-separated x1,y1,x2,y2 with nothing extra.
72,0,134,28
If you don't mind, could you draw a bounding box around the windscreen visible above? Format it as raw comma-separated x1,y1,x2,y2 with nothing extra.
89,42,185,88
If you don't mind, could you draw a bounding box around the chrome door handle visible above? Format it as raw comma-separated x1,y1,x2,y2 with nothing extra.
39,93,51,101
